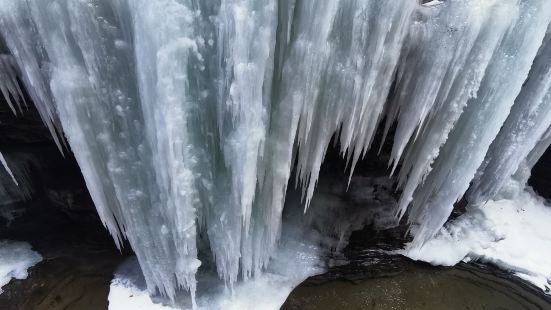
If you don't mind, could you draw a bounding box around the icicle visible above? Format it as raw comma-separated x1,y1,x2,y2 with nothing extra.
0,152,18,186
212,0,278,283
0,3,65,152
388,0,518,218
404,0,551,246
468,28,551,206
0,151,33,212
275,0,415,210
0,54,26,114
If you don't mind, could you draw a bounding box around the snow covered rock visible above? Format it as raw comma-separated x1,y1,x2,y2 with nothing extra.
0,240,42,294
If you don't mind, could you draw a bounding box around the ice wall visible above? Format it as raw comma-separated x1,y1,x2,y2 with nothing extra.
1,0,551,304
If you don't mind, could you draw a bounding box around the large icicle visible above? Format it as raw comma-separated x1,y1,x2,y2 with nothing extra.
275,0,415,209
0,0,207,302
385,0,517,220
404,0,551,245
246,0,415,281
210,0,278,283
468,29,551,205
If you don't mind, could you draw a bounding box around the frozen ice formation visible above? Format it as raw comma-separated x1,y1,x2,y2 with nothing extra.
1,0,551,304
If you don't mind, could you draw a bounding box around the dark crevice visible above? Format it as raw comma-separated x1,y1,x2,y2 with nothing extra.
529,146,551,199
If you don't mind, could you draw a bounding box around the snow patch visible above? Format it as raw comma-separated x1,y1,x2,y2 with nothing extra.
109,279,176,309
0,240,42,294
404,188,551,293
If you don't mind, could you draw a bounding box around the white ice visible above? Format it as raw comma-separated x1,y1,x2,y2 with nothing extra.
404,179,551,293
0,152,32,222
110,250,319,310
109,208,325,310
0,240,42,294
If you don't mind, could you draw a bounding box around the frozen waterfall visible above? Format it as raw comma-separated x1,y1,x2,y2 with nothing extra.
1,0,551,305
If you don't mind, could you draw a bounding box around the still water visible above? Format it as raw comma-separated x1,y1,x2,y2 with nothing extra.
283,251,550,310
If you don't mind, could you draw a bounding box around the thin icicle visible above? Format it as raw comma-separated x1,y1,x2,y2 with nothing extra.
0,152,17,186
0,54,26,114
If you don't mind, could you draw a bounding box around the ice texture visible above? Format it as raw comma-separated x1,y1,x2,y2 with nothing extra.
1,0,551,304
0,240,42,294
